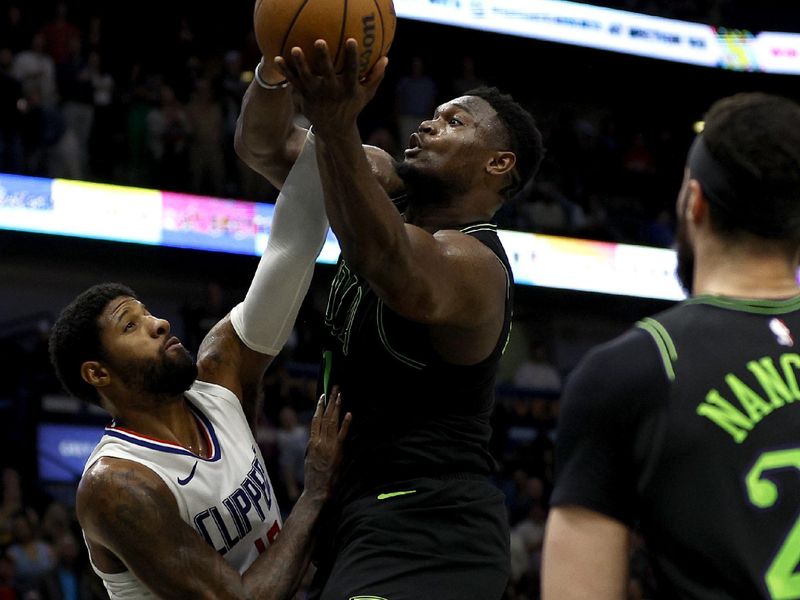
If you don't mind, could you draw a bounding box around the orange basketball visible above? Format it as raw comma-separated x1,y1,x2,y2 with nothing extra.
254,0,396,78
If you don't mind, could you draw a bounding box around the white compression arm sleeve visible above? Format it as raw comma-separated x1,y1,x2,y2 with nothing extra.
230,130,327,355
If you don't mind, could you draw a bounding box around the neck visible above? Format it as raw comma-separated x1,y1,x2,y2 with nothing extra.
110,393,203,450
404,190,497,232
693,235,800,299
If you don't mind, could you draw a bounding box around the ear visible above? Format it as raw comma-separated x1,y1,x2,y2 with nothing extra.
81,361,111,390
486,151,516,177
686,178,709,225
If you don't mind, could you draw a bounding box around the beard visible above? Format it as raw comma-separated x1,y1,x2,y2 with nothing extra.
117,345,197,397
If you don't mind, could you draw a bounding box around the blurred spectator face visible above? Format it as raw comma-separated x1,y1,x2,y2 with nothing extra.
0,48,12,70
0,553,14,584
11,513,33,544
31,33,46,53
53,535,78,567
279,406,298,430
2,468,21,505
525,476,544,502
42,502,69,539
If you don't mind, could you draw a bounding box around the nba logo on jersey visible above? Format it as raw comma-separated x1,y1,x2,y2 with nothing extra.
769,318,794,346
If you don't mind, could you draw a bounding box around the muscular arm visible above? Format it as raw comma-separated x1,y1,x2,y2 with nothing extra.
79,399,349,600
233,70,307,189
542,506,630,600
277,42,504,330
199,131,329,424
79,461,326,600
316,127,506,329
196,315,267,426
78,459,250,599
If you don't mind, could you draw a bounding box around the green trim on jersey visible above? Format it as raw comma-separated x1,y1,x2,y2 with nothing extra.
323,350,333,398
686,294,800,315
637,318,678,381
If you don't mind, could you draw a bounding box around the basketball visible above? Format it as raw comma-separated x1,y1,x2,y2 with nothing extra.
254,0,396,78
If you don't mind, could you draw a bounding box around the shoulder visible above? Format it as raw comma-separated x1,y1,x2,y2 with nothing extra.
564,326,668,413
364,145,404,197
77,457,175,534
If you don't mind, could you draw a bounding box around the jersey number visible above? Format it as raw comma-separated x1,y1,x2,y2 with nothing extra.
253,520,281,555
745,449,800,599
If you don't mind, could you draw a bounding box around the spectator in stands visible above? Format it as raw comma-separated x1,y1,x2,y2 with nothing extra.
40,1,80,67
0,5,30,55
12,32,58,109
6,510,56,597
0,47,24,174
0,469,23,549
57,35,94,179
513,341,562,393
86,49,115,180
186,77,225,196
394,55,438,149
146,83,189,191
450,56,485,98
0,550,18,600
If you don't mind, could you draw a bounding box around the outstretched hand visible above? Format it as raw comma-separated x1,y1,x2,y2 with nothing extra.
275,39,388,137
302,391,352,502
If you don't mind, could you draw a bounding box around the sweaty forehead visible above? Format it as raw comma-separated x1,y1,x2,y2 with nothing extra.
440,96,497,121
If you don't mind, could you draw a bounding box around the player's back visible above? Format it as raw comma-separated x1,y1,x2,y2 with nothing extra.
637,295,800,599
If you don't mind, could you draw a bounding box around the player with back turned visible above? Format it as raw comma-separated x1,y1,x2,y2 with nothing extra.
235,29,544,600
542,93,800,599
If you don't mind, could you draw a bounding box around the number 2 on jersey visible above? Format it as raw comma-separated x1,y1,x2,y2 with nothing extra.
745,449,800,600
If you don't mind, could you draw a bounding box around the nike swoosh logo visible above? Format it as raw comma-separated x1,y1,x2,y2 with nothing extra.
177,461,198,486
349,596,388,600
377,490,417,501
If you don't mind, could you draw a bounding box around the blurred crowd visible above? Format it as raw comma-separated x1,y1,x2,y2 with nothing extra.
0,0,696,251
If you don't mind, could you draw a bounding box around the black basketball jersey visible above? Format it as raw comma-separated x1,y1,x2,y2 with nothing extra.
552,295,800,599
320,221,513,503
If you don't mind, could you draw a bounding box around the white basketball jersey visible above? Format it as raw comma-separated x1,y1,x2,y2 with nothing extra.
81,380,282,599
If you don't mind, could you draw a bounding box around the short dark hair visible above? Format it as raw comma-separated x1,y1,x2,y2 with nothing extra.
465,86,545,199
702,92,800,241
49,283,137,405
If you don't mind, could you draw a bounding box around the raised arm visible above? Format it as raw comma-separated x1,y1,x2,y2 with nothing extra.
234,59,307,189
277,41,505,329
197,131,327,424
78,394,350,600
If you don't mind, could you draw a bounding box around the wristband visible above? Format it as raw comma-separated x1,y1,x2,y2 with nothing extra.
254,61,289,90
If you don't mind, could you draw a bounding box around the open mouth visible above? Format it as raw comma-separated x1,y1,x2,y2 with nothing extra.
164,336,182,351
404,133,422,157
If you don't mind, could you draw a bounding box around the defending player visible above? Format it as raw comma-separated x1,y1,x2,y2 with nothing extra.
48,133,350,599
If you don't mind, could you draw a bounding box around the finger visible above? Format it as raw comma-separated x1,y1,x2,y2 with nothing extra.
290,46,316,84
274,56,301,86
324,392,343,438
310,394,325,438
312,39,335,79
337,411,353,443
362,56,388,93
342,38,359,89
